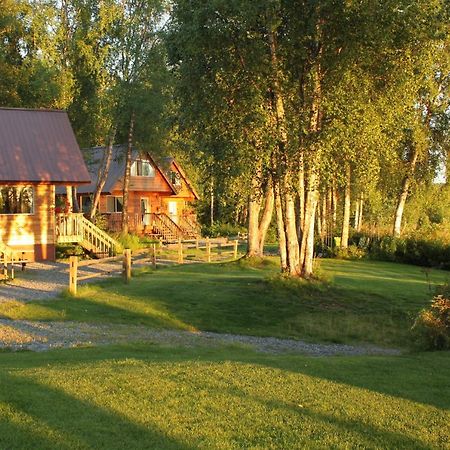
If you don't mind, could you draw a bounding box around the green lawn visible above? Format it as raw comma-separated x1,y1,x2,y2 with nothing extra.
0,258,449,449
0,345,448,449
0,258,448,348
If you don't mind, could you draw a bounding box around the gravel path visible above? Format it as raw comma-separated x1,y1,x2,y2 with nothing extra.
0,255,159,303
0,319,401,356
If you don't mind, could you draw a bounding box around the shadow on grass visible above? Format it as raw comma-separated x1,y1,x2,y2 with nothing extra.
0,345,448,449
0,369,195,450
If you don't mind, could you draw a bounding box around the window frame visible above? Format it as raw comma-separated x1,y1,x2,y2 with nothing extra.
106,195,123,213
130,159,155,178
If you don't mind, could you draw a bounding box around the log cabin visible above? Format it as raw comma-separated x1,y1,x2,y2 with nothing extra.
0,107,94,262
74,145,200,241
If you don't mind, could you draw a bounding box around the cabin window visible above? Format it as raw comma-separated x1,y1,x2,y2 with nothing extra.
0,186,34,214
106,196,123,213
130,160,155,177
170,171,182,187
80,195,92,214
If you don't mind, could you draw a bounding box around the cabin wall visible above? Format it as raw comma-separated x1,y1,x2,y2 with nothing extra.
0,184,55,261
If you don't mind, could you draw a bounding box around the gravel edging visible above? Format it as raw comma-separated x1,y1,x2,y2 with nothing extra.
0,319,401,356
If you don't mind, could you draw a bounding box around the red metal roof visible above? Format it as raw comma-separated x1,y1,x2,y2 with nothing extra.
0,108,91,184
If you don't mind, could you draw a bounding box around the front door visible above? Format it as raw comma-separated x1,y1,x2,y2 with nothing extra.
140,198,150,226
168,201,178,224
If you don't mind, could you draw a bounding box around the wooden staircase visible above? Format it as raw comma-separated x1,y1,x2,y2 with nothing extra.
148,213,185,241
56,213,119,258
179,215,201,239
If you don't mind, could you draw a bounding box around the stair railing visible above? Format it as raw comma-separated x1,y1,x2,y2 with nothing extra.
56,213,119,256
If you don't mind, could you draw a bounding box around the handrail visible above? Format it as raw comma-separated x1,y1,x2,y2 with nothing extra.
149,213,184,240
56,213,119,256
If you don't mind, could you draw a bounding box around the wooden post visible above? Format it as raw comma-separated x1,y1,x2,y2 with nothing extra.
206,237,211,263
178,238,183,264
151,243,157,269
69,255,78,295
195,238,199,249
218,242,222,256
234,240,238,259
123,249,131,284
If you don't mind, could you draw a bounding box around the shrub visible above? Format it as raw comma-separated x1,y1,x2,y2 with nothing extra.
351,233,450,270
412,290,450,350
56,244,85,259
333,245,366,260
114,233,142,252
202,222,246,238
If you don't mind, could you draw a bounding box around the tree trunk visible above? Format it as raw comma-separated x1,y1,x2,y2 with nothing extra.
283,184,300,276
357,194,364,232
299,171,319,277
331,180,338,231
341,163,351,249
66,185,73,213
393,146,419,237
354,194,360,230
268,26,300,275
258,182,274,255
297,153,305,241
274,180,287,271
303,192,318,277
247,191,262,257
122,113,135,235
210,179,214,226
316,192,322,240
90,127,116,220
320,193,327,244
72,187,80,213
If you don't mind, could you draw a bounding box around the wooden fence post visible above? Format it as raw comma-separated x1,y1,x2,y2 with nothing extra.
195,238,199,249
10,261,14,280
234,240,238,259
151,243,157,269
206,237,211,263
69,255,78,295
178,238,183,264
123,249,131,284
218,242,222,256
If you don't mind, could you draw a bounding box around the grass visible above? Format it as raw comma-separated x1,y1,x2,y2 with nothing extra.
0,258,449,448
0,258,448,348
0,344,448,449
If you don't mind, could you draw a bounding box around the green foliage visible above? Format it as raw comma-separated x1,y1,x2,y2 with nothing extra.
114,233,142,252
349,233,450,269
55,244,85,259
333,245,367,260
202,221,246,238
412,289,450,350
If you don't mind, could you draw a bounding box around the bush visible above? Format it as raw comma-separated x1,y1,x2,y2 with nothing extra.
349,233,450,269
114,233,142,252
56,244,85,259
412,291,450,350
202,222,246,238
333,245,366,260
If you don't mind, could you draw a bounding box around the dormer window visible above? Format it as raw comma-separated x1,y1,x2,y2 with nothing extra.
171,171,182,187
131,159,155,177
